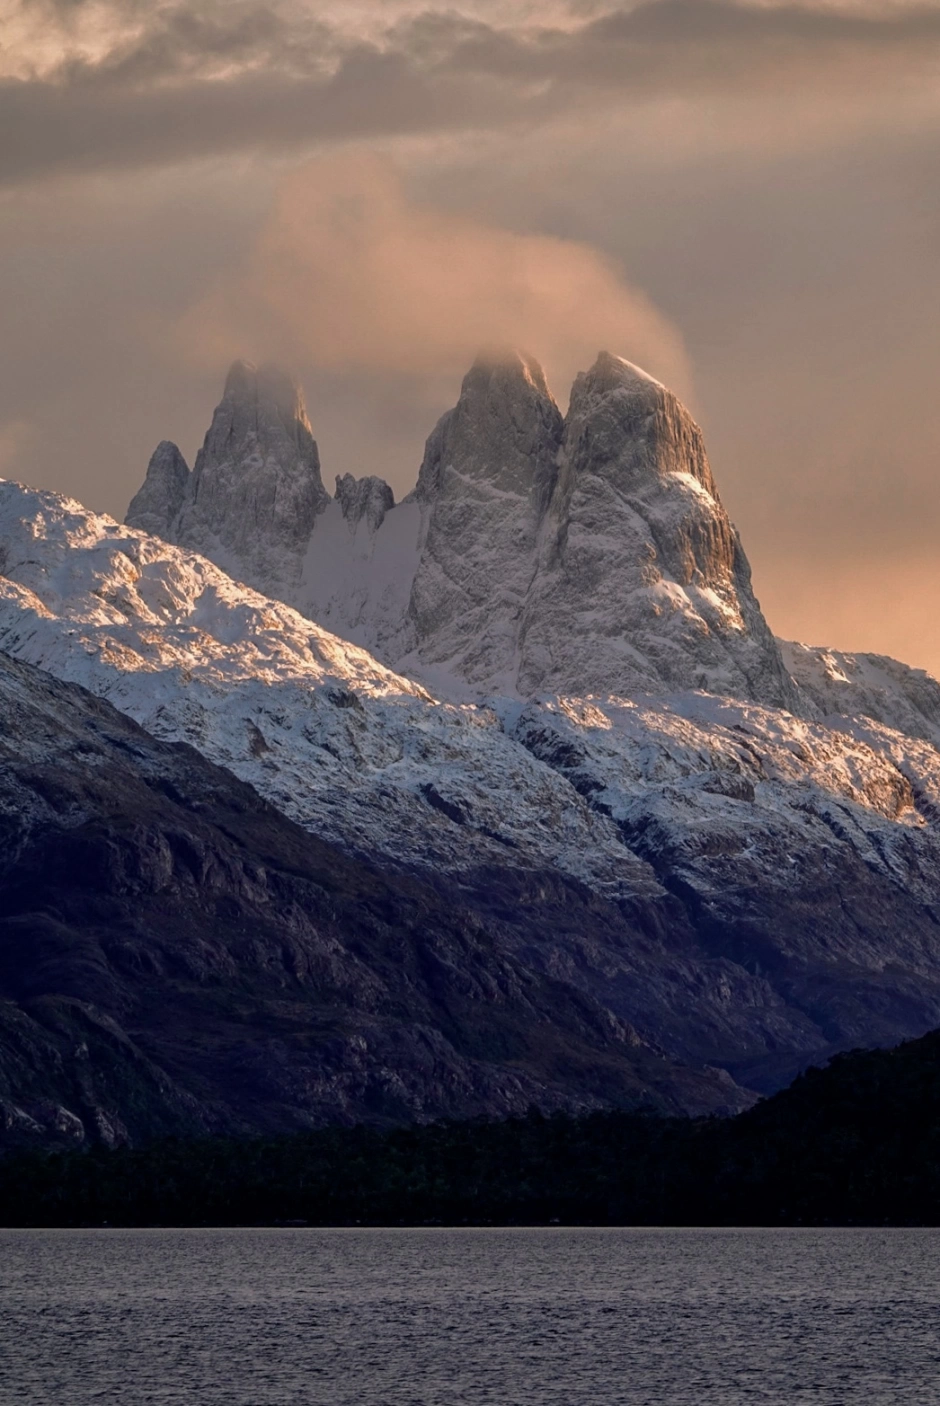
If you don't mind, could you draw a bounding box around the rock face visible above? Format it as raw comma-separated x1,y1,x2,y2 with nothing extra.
514,354,798,706
126,361,330,599
334,473,395,533
8,478,940,1128
403,351,564,691
127,352,796,707
125,441,190,540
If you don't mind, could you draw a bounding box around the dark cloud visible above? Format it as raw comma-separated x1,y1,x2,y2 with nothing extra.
0,39,515,186
5,1,940,185
67,6,330,86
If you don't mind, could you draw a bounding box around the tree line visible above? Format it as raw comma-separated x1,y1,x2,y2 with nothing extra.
4,1028,940,1226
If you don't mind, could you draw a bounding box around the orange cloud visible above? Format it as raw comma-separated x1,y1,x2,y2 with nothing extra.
179,151,692,403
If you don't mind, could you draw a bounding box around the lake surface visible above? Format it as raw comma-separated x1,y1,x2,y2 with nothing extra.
2,1227,939,1404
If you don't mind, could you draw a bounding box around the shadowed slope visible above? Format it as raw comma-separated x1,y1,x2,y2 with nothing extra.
0,649,742,1148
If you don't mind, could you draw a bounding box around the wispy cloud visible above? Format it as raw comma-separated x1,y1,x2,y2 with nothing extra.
177,151,691,398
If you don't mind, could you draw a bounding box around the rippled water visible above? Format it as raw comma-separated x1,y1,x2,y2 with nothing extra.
2,1227,940,1404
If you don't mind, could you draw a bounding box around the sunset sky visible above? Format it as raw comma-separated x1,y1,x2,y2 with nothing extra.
3,0,940,671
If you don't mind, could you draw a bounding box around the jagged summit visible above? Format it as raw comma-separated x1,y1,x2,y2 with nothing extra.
334,473,395,531
514,349,797,705
126,349,798,708
578,349,665,395
125,440,190,541
401,350,566,688
565,351,715,496
196,358,322,492
127,359,329,599
403,348,797,704
415,348,562,504
468,345,556,399
222,359,314,438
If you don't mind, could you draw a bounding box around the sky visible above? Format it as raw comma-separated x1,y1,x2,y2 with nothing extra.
3,0,940,671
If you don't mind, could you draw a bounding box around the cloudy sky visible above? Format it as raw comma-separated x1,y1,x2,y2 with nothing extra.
3,0,940,670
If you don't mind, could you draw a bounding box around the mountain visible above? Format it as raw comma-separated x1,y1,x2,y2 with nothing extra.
1,648,745,1148
5,459,940,1124
127,361,329,603
487,350,796,705
10,1022,940,1225
127,352,798,706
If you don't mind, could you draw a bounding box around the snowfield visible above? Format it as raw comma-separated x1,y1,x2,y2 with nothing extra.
3,476,940,919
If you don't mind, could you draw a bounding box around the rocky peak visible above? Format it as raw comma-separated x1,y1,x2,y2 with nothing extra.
123,349,800,710
511,350,800,705
564,352,717,498
415,349,563,503
335,474,395,533
553,350,730,593
162,361,329,597
125,441,190,541
404,350,565,689
216,359,316,451
571,348,662,400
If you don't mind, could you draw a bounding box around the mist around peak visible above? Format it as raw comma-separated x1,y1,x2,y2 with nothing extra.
177,155,692,416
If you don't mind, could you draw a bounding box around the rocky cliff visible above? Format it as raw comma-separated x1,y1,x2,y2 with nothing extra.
127,353,797,706
510,352,798,705
127,361,329,602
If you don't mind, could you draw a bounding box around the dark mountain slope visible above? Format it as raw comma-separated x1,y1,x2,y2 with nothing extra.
0,651,737,1149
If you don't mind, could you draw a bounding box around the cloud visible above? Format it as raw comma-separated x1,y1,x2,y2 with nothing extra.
176,151,691,402
0,420,33,474
5,1,940,185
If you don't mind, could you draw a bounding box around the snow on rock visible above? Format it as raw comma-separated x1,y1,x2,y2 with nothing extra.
512,353,800,707
506,689,934,902
400,350,564,692
126,352,799,710
127,361,330,602
0,479,640,895
6,474,940,904
9,475,940,1089
295,487,421,663
780,639,940,748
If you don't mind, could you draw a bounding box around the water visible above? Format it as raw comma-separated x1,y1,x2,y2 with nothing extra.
2,1227,939,1404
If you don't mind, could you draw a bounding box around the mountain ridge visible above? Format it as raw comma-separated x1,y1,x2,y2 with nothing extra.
3,347,940,1143
127,351,799,708
3,648,741,1147
5,467,940,1118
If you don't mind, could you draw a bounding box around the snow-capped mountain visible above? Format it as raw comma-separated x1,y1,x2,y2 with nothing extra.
5,648,748,1145
128,352,799,706
127,361,330,603
0,480,633,891
5,466,940,1103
